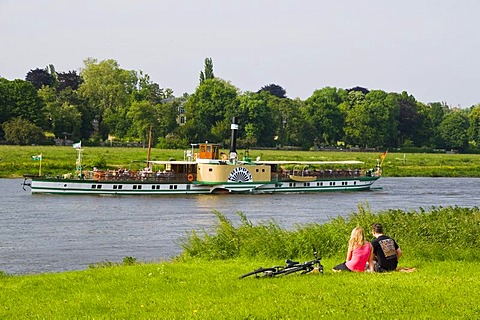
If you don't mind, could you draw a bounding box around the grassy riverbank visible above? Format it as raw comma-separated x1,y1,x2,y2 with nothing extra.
1,260,478,319
1,145,480,178
1,206,479,318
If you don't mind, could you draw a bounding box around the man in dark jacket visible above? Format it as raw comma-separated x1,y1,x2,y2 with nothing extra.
371,223,402,272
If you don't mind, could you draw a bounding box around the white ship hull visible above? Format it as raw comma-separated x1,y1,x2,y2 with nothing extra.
29,176,379,195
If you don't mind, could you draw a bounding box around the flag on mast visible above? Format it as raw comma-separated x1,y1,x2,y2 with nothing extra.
380,150,388,166
31,154,43,175
73,141,82,149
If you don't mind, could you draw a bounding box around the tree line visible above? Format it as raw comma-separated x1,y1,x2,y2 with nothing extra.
1,57,480,152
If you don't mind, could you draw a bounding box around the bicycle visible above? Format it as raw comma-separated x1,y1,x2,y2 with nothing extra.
239,245,324,279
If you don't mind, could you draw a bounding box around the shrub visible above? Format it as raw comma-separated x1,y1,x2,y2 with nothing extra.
2,117,45,145
122,256,137,266
92,156,107,169
156,136,188,149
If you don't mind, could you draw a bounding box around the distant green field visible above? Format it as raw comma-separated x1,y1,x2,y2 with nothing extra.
1,145,480,178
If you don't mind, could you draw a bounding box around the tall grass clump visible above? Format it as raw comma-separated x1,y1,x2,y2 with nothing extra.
179,205,480,262
179,211,293,259
377,206,480,261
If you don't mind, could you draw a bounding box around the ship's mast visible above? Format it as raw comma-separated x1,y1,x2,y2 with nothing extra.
76,148,83,178
147,125,153,169
229,117,238,163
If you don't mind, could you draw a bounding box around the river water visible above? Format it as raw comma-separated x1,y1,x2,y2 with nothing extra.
0,177,478,274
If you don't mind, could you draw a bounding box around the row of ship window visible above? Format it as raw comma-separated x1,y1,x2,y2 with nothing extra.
288,181,357,187
90,184,180,190
89,181,358,190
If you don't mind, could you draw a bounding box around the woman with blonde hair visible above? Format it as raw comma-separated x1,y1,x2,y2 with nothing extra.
333,227,374,272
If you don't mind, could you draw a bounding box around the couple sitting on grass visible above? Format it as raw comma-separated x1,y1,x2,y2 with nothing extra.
333,223,402,273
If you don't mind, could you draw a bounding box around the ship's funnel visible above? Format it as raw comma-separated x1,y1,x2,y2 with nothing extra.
229,117,238,162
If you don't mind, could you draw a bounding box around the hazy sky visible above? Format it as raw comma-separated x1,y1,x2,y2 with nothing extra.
1,0,479,107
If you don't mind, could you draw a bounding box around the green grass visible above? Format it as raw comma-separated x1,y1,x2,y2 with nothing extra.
1,259,479,319
1,206,479,318
2,145,480,178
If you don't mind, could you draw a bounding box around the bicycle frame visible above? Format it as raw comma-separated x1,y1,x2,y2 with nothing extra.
239,245,324,279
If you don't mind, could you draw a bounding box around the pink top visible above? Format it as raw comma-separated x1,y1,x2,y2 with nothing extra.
345,242,371,272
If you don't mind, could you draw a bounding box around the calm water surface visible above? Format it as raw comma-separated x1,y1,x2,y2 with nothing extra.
0,177,478,274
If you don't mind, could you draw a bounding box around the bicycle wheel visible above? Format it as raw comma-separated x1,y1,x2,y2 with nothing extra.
239,267,278,279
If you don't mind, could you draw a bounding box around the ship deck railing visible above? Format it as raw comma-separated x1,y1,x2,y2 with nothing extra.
277,169,365,180
77,170,195,183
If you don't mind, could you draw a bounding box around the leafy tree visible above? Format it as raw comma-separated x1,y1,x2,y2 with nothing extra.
37,86,59,132
342,89,366,108
342,90,397,148
210,120,231,145
0,78,45,131
78,58,137,139
266,94,305,147
57,71,82,91
303,87,347,146
177,117,209,144
389,92,423,146
133,71,173,104
282,98,312,149
342,100,373,147
102,105,131,139
48,64,58,88
415,102,436,147
199,57,215,84
237,92,275,147
126,97,178,143
0,78,12,128
184,78,239,142
127,100,157,144
257,84,287,98
367,90,399,148
2,117,45,145
157,101,180,137
468,104,480,147
381,93,401,147
429,102,449,128
38,71,93,140
25,68,54,89
424,102,449,148
39,86,82,139
55,103,82,139
38,83,85,140
439,111,469,150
